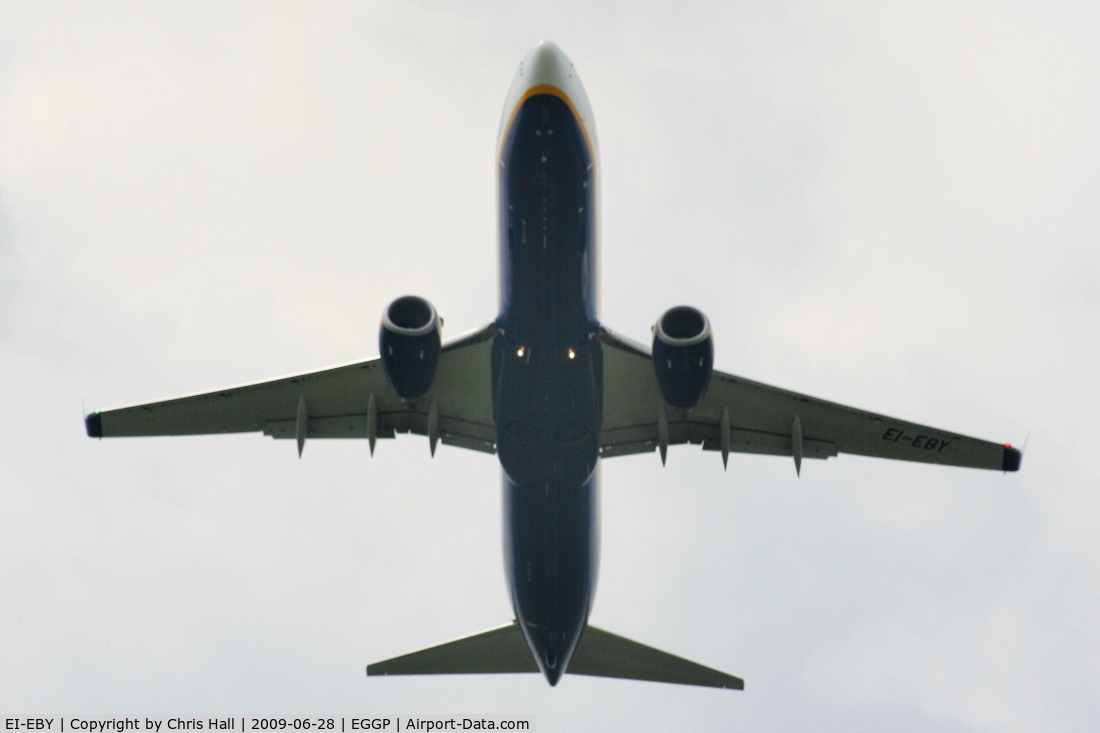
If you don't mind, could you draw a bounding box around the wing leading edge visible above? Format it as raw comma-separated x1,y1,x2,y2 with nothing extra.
85,324,499,455
600,326,1021,472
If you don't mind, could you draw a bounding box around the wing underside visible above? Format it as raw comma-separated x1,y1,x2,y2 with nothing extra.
86,321,1020,472
86,324,499,454
600,327,1021,472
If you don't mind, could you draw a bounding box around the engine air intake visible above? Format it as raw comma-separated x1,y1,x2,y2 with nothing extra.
652,306,714,410
656,306,710,345
380,295,442,400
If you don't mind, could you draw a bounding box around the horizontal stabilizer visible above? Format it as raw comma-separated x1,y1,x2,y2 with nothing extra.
367,622,742,690
569,625,743,689
367,622,537,676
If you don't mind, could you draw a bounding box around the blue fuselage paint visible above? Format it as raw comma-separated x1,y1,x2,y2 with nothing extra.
493,92,600,685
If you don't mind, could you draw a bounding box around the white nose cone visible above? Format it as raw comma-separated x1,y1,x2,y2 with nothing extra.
499,42,598,155
521,41,573,88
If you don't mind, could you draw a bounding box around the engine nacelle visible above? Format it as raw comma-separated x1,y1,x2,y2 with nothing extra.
652,305,714,410
379,295,442,400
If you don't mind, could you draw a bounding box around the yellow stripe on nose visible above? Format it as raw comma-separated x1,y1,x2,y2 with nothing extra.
498,84,596,165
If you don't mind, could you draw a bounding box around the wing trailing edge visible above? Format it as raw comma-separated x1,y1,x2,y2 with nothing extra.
367,621,742,690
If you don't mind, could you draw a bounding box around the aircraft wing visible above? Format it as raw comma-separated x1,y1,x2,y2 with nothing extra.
85,324,498,455
599,327,1021,472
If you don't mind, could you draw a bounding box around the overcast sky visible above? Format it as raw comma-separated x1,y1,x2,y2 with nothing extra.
2,1,1098,730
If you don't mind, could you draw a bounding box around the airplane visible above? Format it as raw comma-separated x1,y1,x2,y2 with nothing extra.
84,41,1022,690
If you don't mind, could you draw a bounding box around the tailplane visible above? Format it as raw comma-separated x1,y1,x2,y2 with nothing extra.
367,621,742,690
367,622,536,676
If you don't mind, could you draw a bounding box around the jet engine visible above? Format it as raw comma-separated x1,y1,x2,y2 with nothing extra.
379,295,442,400
652,305,714,409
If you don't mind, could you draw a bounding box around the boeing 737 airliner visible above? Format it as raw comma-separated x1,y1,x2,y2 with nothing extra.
84,42,1021,690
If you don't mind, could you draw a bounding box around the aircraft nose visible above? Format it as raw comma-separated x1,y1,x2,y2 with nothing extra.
513,41,579,95
523,41,572,82
499,40,597,153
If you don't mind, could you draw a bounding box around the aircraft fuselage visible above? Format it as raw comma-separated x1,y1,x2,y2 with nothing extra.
493,48,601,686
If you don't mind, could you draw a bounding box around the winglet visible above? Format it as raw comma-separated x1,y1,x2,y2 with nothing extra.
1002,445,1022,472
85,412,103,438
